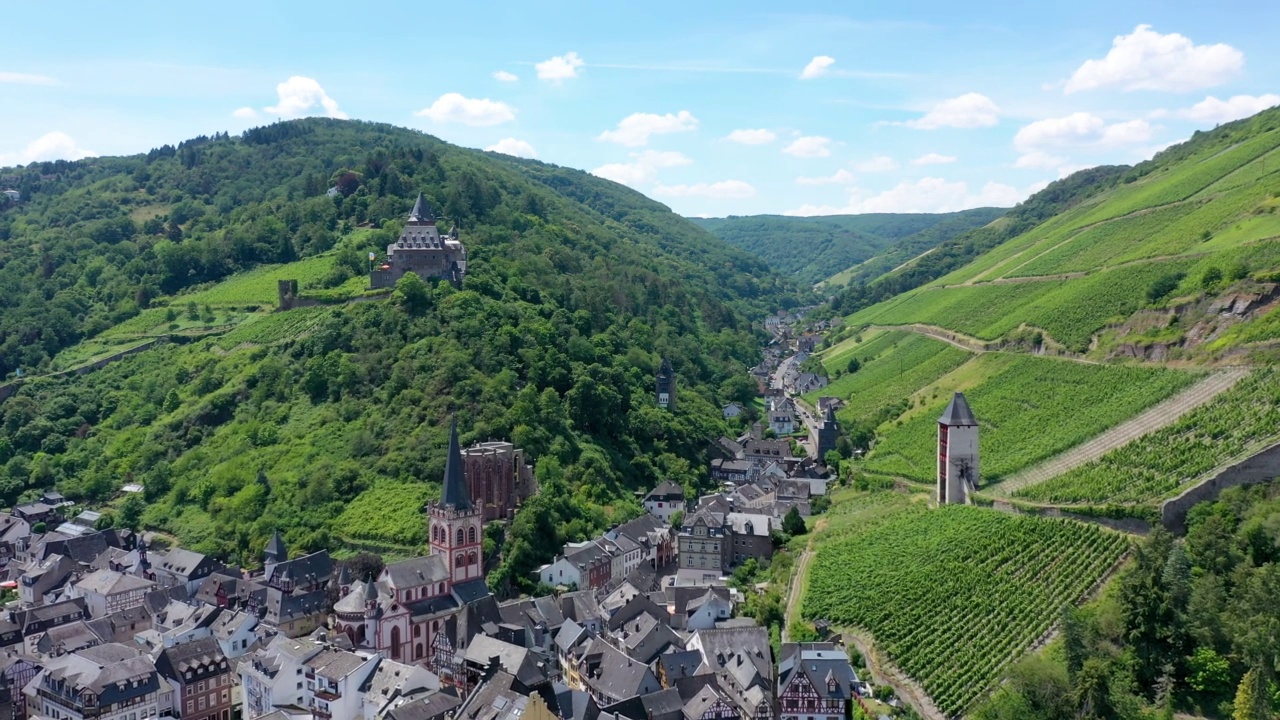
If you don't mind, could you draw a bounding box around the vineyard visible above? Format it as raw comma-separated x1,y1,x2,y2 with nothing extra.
863,355,1198,482
179,254,337,307
807,331,971,428
1014,367,1280,504
213,307,331,350
803,500,1130,717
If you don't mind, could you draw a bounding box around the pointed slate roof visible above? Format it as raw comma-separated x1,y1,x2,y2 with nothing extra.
938,392,978,426
264,531,287,563
658,357,674,376
407,193,436,224
440,418,473,511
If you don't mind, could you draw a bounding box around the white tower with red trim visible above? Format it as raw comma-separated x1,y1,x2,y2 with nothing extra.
429,418,484,584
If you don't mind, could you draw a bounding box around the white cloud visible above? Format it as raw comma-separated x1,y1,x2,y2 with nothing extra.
485,138,537,158
1015,151,1068,169
782,136,832,158
800,56,836,80
591,150,692,187
786,177,1028,216
265,76,347,119
493,70,519,82
796,169,856,186
905,93,1000,129
912,153,957,165
0,71,57,86
855,155,898,172
726,128,777,145
1014,112,1153,151
232,107,258,119
0,131,95,165
653,180,756,199
536,52,584,82
598,110,698,147
415,93,516,126
1175,94,1280,124
1065,25,1244,94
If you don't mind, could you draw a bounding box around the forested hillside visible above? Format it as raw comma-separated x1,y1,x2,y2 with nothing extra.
0,118,801,594
691,209,1003,286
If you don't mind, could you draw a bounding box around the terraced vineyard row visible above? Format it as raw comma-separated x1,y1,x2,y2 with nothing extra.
1015,367,1280,504
863,355,1198,482
804,503,1130,717
213,307,330,349
809,331,971,428
848,257,1196,351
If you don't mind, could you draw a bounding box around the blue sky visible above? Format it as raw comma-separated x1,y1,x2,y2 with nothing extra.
2,0,1278,217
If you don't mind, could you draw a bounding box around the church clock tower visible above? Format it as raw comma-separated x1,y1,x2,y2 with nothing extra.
429,418,484,583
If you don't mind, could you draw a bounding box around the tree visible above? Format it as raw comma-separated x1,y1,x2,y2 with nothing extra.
118,493,145,531
1232,668,1271,720
1202,266,1224,290
1074,658,1112,719
782,507,806,536
669,510,684,529
846,357,861,374
393,272,431,314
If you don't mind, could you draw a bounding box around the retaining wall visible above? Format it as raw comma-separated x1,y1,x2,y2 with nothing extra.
1161,440,1280,533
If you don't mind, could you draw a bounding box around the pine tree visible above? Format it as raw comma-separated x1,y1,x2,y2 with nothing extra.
1233,669,1272,720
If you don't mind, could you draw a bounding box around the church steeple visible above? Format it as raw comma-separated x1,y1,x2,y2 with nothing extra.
440,417,472,511
429,417,483,585
407,193,436,225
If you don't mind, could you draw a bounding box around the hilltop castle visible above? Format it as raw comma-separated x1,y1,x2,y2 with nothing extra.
370,193,467,289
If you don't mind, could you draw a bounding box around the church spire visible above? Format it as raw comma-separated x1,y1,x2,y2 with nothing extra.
440,417,472,511
407,193,436,224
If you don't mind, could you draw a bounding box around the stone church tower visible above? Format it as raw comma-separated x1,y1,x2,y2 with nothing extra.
937,392,979,505
656,357,676,411
429,418,484,583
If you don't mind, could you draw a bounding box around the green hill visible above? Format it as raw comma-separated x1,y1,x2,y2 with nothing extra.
0,118,799,591
691,209,1004,286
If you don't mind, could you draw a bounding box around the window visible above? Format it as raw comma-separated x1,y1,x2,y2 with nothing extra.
456,528,464,545
468,526,477,544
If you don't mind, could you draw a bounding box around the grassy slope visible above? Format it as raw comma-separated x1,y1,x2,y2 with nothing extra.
692,209,1004,286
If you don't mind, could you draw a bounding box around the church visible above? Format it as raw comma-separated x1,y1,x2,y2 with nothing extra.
331,419,494,680
369,193,467,289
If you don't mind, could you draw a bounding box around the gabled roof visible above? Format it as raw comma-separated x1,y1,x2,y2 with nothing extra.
440,417,473,511
384,556,450,589
938,391,978,426
645,481,685,501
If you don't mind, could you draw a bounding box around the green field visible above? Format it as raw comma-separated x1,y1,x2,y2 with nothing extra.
1015,367,1280,504
178,254,339,307
213,307,331,350
804,495,1129,716
862,354,1199,482
806,331,972,428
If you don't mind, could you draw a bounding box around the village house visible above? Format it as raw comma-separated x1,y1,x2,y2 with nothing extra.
722,402,745,419
767,397,797,436
643,481,685,523
777,643,859,720
68,568,155,617
26,643,172,720
155,636,234,720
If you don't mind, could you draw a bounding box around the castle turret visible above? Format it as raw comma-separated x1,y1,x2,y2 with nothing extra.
937,392,979,505
429,418,483,584
656,357,676,411
407,193,436,225
264,530,287,577
363,576,380,642
813,405,840,461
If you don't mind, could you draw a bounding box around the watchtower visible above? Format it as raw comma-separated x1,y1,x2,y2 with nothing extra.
937,392,979,504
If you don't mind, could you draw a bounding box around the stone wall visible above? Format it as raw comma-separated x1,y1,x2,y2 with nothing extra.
0,338,162,405
1161,440,1280,533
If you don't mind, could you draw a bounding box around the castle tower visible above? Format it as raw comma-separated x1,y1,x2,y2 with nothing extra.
813,405,840,461
363,576,380,643
937,392,979,505
264,530,287,577
429,418,484,584
656,357,676,411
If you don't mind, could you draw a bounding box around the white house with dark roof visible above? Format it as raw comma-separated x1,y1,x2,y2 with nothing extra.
777,642,860,720
68,568,155,617
643,481,685,523
153,547,223,595
26,643,172,720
